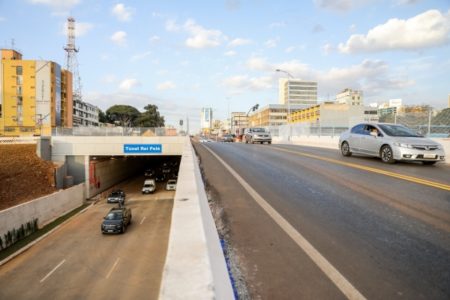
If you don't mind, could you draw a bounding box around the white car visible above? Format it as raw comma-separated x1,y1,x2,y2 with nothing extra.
166,179,177,191
142,179,156,194
339,123,445,165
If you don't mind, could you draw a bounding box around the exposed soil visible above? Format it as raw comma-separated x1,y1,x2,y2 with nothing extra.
0,144,56,210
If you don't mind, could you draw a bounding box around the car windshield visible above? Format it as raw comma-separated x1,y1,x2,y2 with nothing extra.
168,180,176,184
144,184,154,187
378,124,422,137
110,191,121,197
105,212,122,220
252,128,265,132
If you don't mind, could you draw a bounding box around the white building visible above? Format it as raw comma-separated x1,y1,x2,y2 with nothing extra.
73,98,99,126
200,107,213,133
335,88,363,105
278,78,317,109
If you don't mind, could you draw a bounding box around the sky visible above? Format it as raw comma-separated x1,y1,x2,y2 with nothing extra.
1,0,449,132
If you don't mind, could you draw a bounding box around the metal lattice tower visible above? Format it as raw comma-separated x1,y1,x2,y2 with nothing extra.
64,17,82,100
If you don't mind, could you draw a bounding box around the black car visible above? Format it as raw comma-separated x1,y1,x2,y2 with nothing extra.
144,168,155,177
101,207,132,234
107,189,125,204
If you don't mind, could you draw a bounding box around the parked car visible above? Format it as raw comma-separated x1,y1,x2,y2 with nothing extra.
142,179,156,194
101,207,132,234
107,189,126,204
244,128,272,144
166,179,177,191
339,123,445,164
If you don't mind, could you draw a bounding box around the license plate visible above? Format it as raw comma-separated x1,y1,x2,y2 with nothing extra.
108,230,114,233
424,154,436,159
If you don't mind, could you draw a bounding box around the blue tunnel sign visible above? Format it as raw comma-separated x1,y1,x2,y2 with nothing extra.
123,144,162,154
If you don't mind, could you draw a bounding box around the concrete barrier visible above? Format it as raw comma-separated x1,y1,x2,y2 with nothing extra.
0,184,85,239
159,138,234,300
274,136,450,164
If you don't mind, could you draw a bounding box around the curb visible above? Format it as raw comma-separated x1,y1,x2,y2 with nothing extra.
0,202,94,267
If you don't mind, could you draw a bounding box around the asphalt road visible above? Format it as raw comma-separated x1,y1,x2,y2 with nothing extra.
193,141,450,300
0,176,174,300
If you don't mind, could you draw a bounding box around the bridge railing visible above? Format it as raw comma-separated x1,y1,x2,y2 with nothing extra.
52,127,184,137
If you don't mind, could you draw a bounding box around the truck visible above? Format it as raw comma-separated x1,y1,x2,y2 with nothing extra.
244,127,272,144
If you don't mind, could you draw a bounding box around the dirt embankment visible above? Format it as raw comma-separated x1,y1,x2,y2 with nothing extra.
0,144,56,210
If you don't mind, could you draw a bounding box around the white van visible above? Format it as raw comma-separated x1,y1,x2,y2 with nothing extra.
142,179,156,194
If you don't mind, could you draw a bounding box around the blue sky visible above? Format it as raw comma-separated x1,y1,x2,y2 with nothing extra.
1,0,449,131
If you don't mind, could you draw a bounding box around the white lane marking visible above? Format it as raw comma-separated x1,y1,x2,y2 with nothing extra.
204,146,366,300
106,257,120,279
140,216,146,225
40,259,66,283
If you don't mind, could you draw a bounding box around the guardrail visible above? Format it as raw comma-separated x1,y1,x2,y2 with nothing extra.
0,137,39,144
52,127,184,137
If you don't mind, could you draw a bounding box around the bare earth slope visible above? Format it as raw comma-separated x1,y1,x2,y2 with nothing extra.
0,144,56,210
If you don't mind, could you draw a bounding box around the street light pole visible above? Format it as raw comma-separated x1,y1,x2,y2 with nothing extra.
276,69,294,141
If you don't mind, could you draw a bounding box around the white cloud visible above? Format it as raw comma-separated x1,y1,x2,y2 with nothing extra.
265,38,278,48
111,31,127,47
119,78,140,90
112,3,134,22
166,19,226,49
222,75,273,91
130,51,151,62
285,45,306,53
62,21,94,37
224,50,237,56
157,81,176,90
321,43,334,55
149,35,160,43
228,38,252,47
314,0,371,11
339,10,450,53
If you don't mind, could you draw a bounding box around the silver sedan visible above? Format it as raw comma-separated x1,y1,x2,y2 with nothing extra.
339,123,445,165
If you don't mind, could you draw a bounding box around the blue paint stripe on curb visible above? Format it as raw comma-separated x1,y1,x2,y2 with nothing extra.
220,238,239,300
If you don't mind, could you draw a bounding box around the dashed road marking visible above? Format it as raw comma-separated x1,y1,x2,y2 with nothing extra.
140,216,146,225
40,259,66,283
106,258,120,279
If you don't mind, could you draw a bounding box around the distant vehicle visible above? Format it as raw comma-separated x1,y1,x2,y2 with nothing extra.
222,134,234,142
142,179,156,194
101,207,132,234
107,190,126,204
155,173,166,182
244,128,272,144
166,179,177,191
339,123,445,164
144,168,155,177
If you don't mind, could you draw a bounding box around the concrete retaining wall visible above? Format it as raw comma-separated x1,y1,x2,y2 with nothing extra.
0,183,85,239
87,157,143,198
273,136,450,164
159,138,234,299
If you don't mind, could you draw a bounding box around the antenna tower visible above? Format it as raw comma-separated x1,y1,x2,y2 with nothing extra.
64,17,82,100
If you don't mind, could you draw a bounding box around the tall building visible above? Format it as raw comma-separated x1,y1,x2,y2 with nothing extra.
200,107,213,134
278,78,317,109
0,49,73,136
230,112,248,135
335,88,363,105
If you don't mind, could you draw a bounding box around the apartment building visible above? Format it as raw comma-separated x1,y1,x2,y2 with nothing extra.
335,88,363,105
73,97,99,126
278,78,317,109
248,104,305,127
0,49,72,136
230,112,248,135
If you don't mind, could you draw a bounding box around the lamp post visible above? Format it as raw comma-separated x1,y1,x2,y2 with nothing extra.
276,69,294,141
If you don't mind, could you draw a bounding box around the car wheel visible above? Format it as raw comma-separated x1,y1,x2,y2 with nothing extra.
341,142,352,157
422,161,437,165
380,145,395,164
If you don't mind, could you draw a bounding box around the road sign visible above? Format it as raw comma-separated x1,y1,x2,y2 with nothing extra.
123,144,162,153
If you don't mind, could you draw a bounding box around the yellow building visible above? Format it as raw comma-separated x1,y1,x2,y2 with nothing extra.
0,49,73,136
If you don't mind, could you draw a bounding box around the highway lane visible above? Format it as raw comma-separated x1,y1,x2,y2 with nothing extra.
194,141,450,299
0,176,173,300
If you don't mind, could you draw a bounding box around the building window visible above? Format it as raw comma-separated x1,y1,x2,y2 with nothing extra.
16,75,23,85
16,66,23,75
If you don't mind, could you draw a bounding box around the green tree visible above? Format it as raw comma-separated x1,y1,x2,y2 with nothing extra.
136,104,165,127
98,109,108,123
106,105,140,127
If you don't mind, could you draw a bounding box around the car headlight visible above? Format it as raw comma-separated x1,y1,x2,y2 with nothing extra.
393,142,413,149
